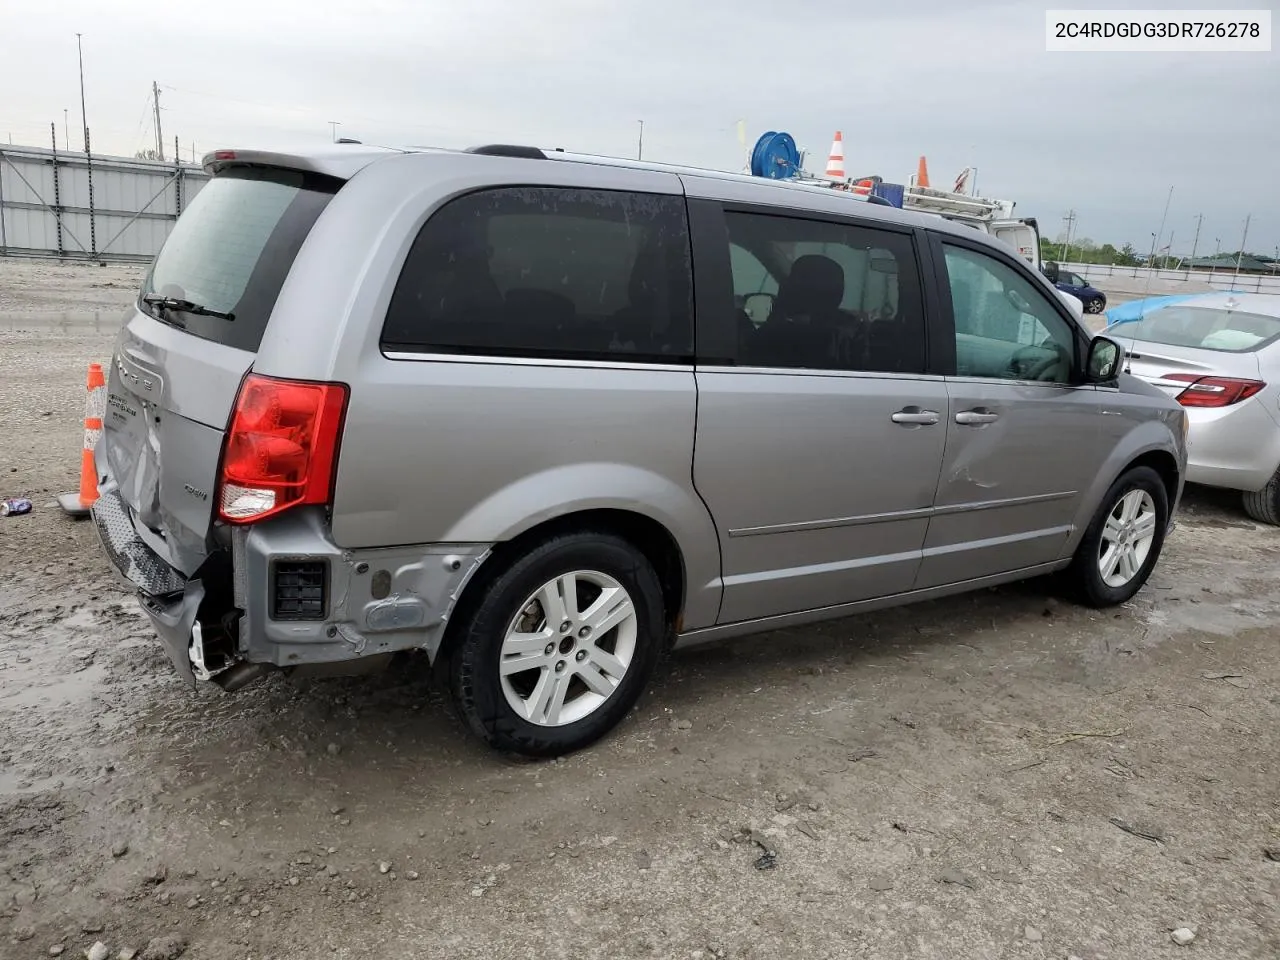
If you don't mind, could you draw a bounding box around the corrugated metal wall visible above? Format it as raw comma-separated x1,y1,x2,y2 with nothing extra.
0,144,209,262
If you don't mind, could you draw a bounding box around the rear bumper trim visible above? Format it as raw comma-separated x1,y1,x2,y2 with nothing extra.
138,581,204,685
91,489,187,597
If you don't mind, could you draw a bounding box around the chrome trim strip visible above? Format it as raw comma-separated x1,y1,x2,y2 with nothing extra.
727,490,1076,538
930,490,1076,517
696,364,945,382
382,351,694,372
728,506,933,538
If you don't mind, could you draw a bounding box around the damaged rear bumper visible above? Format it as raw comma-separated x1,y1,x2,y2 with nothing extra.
90,487,491,687
91,487,203,683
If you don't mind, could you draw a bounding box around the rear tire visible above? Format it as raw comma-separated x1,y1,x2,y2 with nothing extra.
1242,468,1280,525
1085,297,1106,314
1065,466,1169,608
448,531,664,758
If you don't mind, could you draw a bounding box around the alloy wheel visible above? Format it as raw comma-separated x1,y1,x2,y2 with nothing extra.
1098,489,1158,588
498,570,638,727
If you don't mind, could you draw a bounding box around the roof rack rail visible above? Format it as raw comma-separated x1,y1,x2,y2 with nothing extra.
465,144,547,160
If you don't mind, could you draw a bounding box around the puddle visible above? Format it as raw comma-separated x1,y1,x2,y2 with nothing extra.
0,605,136,797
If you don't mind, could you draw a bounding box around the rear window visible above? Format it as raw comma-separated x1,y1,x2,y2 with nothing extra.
381,186,693,363
1124,305,1280,353
140,167,339,352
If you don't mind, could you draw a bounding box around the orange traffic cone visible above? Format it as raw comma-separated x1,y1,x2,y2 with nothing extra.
916,156,930,188
58,362,105,517
825,131,846,181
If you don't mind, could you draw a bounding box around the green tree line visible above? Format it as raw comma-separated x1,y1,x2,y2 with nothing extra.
1040,238,1142,266
1042,238,1276,271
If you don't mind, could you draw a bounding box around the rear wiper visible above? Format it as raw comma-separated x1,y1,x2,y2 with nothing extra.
142,294,235,321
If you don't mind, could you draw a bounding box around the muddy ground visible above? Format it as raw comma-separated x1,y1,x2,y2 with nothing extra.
1,258,1278,960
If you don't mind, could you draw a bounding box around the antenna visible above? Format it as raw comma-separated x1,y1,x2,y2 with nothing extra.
1232,214,1251,286
1188,213,1202,278
1124,185,1174,374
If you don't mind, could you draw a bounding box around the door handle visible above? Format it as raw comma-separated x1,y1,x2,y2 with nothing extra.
891,407,940,426
955,410,1000,425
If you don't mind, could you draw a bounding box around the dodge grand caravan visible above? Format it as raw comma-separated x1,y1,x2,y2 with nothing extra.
92,142,1187,757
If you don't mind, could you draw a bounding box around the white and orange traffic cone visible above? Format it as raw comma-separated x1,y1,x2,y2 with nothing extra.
58,362,105,517
825,131,846,181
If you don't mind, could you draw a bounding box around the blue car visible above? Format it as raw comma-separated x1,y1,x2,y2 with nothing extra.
1053,269,1108,315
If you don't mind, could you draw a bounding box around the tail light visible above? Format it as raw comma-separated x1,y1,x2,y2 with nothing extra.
1162,373,1265,408
217,374,349,524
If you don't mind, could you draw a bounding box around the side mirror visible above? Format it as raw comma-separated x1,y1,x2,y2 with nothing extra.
1086,335,1122,382
743,292,775,325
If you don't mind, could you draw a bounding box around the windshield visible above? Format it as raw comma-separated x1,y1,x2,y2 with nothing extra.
1123,305,1280,353
140,167,339,352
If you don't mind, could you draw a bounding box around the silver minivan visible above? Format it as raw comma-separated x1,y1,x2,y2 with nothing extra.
92,143,1187,756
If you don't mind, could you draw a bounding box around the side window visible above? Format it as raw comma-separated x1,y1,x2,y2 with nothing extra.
382,187,693,362
943,243,1076,383
724,211,926,374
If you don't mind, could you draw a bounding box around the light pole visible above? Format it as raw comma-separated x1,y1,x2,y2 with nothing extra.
76,33,88,153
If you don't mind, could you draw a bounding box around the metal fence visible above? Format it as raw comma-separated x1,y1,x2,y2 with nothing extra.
1063,261,1280,297
0,139,208,262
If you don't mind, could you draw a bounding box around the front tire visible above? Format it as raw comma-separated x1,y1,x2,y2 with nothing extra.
448,531,665,757
1065,466,1168,607
1085,297,1106,314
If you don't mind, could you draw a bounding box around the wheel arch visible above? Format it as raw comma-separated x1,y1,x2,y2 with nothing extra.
1123,448,1181,510
432,507,692,673
1065,432,1183,556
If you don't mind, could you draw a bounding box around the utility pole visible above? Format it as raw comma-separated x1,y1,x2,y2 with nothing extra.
637,120,644,161
76,33,88,153
1061,210,1076,263
152,81,165,161
1189,213,1202,264
1143,184,1174,286
1233,214,1251,285
1166,231,1175,269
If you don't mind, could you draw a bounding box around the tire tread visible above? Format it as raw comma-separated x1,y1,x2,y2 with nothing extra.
1242,470,1280,525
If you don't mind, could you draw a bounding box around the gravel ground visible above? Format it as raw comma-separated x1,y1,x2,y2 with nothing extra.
2,258,1279,960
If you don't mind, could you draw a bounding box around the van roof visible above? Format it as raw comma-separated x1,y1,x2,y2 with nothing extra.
201,141,888,205
199,141,992,242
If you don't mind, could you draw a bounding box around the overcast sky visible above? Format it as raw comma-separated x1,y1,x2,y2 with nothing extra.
4,0,1277,254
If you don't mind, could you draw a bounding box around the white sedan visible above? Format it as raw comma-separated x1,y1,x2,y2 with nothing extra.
1105,292,1280,523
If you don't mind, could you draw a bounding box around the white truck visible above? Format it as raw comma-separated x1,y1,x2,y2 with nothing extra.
896,183,1085,321
899,184,1043,271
